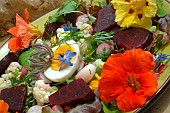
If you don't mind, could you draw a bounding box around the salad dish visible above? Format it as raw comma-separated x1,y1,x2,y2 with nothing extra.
0,0,170,113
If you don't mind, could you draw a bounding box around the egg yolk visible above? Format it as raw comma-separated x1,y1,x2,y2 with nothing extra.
51,44,75,71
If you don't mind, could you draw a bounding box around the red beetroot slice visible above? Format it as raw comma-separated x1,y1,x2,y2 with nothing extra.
43,22,64,39
93,5,117,32
0,53,18,76
49,79,95,107
0,84,27,113
112,27,153,50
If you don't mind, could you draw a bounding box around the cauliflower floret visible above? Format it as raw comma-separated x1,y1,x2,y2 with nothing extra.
76,21,84,29
5,62,21,76
33,80,52,106
1,62,22,81
76,22,93,37
1,73,14,80
56,28,70,40
0,62,22,91
0,78,11,90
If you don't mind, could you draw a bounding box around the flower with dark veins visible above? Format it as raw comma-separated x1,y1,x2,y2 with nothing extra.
57,50,76,71
98,49,157,112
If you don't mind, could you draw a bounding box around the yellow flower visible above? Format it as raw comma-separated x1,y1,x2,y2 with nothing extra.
111,0,157,28
89,73,101,90
29,24,42,44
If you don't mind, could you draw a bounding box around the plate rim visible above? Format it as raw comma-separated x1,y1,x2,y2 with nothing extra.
0,8,170,113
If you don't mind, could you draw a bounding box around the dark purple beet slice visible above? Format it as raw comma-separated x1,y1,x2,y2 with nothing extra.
93,5,117,32
112,27,153,50
43,22,64,39
49,79,95,107
0,84,27,113
0,53,18,76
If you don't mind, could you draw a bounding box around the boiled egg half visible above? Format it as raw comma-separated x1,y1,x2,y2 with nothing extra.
44,40,80,83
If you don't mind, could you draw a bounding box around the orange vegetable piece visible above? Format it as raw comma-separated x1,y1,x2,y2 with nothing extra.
0,100,9,113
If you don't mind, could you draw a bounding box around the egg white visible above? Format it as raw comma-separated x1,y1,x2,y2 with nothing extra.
44,40,80,83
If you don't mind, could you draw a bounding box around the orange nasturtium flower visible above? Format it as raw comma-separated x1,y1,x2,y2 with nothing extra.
7,8,41,53
111,0,157,28
0,100,9,113
98,49,158,112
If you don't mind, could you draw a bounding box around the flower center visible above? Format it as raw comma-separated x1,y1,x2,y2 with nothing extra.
127,75,141,92
51,45,75,71
128,0,147,15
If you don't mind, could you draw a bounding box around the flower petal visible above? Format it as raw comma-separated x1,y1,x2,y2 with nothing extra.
119,12,137,28
116,88,146,112
98,49,157,112
115,8,129,23
8,37,24,52
111,0,157,28
136,71,157,97
111,0,129,9
15,13,31,48
60,61,65,69
65,59,73,66
98,54,127,102
16,14,29,31
58,56,64,61
143,0,157,18
66,50,71,55
133,16,152,28
121,49,155,74
68,52,76,58
21,33,32,48
24,8,30,23
7,27,19,37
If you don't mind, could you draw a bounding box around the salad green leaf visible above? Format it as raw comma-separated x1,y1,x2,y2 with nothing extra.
45,0,79,25
101,102,121,113
19,48,35,67
156,0,168,17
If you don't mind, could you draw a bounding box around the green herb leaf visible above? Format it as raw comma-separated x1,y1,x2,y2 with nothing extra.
83,0,106,7
101,102,121,113
24,93,37,112
156,0,168,17
93,32,114,45
19,48,35,67
80,37,98,62
66,76,75,84
46,0,79,24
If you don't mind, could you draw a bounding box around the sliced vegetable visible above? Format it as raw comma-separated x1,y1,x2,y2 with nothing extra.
68,97,102,113
49,79,95,108
96,43,111,55
38,73,52,84
75,64,96,83
0,53,18,75
0,85,27,113
43,22,64,39
27,105,42,113
112,27,154,50
42,106,63,113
